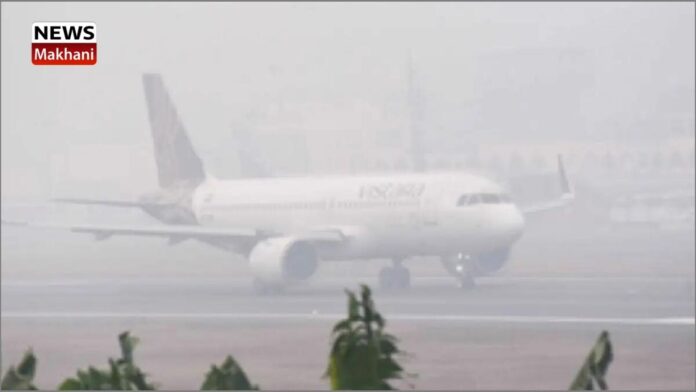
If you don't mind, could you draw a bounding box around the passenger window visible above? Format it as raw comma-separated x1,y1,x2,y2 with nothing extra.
468,194,481,205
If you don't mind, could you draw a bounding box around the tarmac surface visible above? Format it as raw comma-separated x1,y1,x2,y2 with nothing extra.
1,220,694,389
2,274,694,390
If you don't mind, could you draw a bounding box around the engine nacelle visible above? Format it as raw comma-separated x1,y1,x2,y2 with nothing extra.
474,247,511,275
248,237,319,284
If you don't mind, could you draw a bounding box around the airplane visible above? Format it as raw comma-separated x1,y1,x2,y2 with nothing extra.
2,74,574,294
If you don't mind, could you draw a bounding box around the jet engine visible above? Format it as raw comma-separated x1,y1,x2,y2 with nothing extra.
248,237,319,285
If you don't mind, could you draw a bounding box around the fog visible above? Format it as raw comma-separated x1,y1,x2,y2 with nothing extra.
2,3,694,199
1,2,694,390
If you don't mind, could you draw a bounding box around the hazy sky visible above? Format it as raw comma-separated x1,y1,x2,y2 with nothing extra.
2,2,694,200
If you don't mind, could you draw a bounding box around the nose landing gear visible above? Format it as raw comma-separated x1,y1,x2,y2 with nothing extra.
440,253,476,289
378,260,411,290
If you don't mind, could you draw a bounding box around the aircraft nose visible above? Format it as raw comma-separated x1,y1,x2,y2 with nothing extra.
503,206,525,243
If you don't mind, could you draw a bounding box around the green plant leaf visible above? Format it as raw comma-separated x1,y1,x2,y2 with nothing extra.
58,378,84,390
58,331,156,390
119,331,139,365
201,355,257,390
326,285,406,390
1,350,38,390
570,331,613,390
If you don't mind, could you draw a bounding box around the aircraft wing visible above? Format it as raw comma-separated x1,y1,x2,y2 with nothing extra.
520,154,575,215
1,219,259,241
51,198,173,208
1,219,349,246
293,225,362,243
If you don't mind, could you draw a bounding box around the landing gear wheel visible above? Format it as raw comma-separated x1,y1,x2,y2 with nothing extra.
458,274,475,290
440,254,477,291
378,265,411,290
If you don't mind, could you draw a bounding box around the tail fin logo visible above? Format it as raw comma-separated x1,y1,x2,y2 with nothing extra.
142,74,206,189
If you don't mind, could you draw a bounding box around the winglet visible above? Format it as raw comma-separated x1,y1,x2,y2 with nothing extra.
557,154,574,200
520,155,575,215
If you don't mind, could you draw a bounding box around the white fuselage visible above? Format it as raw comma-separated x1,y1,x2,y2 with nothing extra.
191,172,525,260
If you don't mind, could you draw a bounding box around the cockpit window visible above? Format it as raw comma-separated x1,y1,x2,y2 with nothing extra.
480,193,500,204
468,194,481,205
457,194,469,206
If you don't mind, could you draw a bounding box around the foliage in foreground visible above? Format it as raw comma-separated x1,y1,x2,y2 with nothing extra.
57,331,156,390
201,355,258,390
0,349,37,390
569,331,613,390
325,284,405,390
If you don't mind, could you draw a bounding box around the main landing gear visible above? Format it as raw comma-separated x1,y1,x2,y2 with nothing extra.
378,260,411,290
440,253,476,289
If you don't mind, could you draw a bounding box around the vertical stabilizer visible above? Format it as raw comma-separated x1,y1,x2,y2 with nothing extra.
142,73,205,189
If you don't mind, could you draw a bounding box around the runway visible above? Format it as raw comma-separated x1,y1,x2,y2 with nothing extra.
4,312,693,326
2,274,694,390
1,276,693,322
